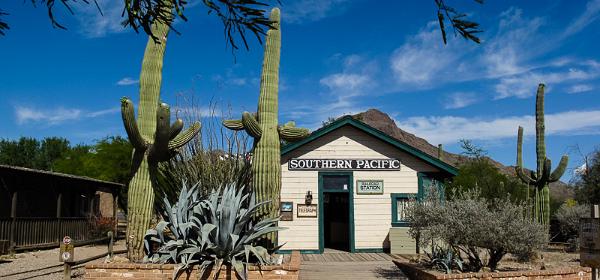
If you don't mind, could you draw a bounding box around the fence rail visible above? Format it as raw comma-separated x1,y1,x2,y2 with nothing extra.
0,217,111,251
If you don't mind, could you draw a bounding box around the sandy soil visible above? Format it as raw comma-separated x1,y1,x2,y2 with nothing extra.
0,240,126,280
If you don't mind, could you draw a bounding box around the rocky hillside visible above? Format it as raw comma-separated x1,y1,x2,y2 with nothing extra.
351,109,570,196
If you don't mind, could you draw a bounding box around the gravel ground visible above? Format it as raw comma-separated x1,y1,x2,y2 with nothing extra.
0,240,126,280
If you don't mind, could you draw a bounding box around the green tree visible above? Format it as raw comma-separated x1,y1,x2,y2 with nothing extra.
447,140,527,202
574,149,600,204
39,137,70,170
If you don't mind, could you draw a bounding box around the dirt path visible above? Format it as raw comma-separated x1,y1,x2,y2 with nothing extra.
0,240,126,280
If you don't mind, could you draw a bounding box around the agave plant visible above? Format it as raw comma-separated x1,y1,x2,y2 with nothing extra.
144,182,284,279
425,244,463,274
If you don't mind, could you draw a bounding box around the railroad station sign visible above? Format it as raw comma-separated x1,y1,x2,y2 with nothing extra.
580,218,600,267
356,180,384,195
59,235,74,262
297,204,317,218
288,158,401,171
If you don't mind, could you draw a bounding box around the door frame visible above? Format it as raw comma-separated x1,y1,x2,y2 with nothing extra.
318,171,355,253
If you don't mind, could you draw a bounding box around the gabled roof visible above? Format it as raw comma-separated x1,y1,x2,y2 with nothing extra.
281,116,458,176
0,164,124,189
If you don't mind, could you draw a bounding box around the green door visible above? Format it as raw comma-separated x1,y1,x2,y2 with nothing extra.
318,172,355,253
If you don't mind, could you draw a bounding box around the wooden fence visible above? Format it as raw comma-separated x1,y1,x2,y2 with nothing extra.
0,217,103,251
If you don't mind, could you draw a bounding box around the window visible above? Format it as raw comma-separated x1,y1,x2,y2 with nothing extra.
391,193,415,227
322,175,350,191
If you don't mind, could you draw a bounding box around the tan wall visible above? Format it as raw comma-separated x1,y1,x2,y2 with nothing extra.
280,125,440,251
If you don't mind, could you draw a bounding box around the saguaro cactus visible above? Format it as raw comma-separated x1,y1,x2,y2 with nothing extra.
515,83,568,226
223,8,309,248
121,12,200,261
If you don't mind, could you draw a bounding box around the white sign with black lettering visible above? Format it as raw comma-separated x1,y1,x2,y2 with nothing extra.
356,180,384,194
288,158,401,171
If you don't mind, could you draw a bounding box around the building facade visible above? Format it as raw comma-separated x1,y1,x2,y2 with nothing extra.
278,116,456,253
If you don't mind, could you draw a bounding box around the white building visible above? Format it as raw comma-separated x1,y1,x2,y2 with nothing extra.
278,116,456,254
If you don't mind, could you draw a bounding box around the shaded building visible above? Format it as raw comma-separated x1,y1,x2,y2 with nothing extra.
0,164,123,252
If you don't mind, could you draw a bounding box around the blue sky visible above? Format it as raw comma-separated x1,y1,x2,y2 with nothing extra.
1,0,599,181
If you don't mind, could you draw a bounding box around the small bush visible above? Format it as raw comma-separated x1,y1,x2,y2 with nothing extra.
89,216,115,239
555,202,590,238
406,188,547,272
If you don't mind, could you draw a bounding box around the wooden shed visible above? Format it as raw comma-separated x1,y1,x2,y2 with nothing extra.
0,164,123,252
278,116,457,254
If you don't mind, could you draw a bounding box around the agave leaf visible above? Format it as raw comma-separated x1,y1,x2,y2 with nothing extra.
231,256,247,280
155,221,169,242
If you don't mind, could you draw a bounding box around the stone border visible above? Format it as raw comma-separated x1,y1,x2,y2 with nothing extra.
85,251,301,279
393,259,592,280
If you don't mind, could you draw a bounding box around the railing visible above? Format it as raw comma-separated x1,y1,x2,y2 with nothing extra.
0,217,101,250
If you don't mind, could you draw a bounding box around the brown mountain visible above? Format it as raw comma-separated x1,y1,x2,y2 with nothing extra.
351,109,570,196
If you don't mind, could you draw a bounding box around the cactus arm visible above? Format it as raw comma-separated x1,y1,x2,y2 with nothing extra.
516,126,535,184
516,166,535,185
169,118,184,140
223,119,245,130
148,102,171,162
242,112,262,139
549,155,569,182
121,97,147,150
168,122,201,150
278,126,310,142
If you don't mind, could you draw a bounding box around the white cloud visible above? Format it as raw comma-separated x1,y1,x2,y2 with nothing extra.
389,22,469,86
562,0,600,38
76,0,128,38
15,106,118,125
320,73,370,93
494,65,600,99
395,110,600,144
116,77,139,86
444,92,478,109
281,0,350,24
567,84,594,94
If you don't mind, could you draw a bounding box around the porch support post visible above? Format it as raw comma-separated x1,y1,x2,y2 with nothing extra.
113,192,118,235
9,191,17,251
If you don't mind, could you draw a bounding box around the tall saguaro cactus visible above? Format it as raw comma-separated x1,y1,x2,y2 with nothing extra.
121,12,200,261
223,8,309,248
515,83,568,226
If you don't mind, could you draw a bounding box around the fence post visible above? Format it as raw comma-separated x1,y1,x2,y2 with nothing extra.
63,262,72,280
108,231,114,259
9,191,17,251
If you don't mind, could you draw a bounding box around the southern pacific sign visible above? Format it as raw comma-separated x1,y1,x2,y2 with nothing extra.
288,158,401,171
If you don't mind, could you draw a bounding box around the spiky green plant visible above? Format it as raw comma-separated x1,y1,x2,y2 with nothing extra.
223,8,309,248
144,183,282,280
515,83,568,226
121,10,200,261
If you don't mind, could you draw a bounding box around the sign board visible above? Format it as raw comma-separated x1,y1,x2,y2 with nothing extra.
580,218,600,267
297,204,317,218
357,180,384,194
59,236,74,262
280,202,293,221
288,158,401,171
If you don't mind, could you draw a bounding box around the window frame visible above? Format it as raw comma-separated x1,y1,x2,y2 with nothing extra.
390,193,414,227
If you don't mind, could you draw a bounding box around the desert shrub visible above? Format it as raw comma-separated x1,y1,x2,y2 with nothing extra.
555,202,590,238
143,182,282,280
406,187,547,272
555,202,589,251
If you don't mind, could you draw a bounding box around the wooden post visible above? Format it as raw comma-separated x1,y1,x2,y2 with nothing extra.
57,191,63,242
107,231,114,259
113,192,118,235
63,262,72,280
593,204,599,280
9,191,17,251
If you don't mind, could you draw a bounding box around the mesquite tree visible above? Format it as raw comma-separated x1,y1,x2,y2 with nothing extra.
515,83,569,226
223,8,310,248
